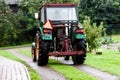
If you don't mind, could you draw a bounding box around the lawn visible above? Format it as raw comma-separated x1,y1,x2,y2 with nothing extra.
85,49,120,76
0,44,31,49
112,34,120,42
0,50,41,80
18,48,31,58
17,48,97,80
48,59,97,80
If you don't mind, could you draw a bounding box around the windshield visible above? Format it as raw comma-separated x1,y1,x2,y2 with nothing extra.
46,7,77,21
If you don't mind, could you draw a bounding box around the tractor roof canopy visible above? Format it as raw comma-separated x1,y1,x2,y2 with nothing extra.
40,4,78,24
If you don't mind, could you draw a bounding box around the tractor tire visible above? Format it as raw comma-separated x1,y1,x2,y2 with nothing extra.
32,43,36,62
72,40,86,65
37,41,49,66
72,54,86,64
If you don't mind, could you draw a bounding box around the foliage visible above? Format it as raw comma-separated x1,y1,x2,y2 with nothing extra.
0,0,43,46
0,1,21,46
82,17,104,51
18,0,43,30
79,0,120,34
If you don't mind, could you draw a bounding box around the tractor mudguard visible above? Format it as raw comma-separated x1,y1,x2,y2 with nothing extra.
73,28,86,39
42,34,52,40
74,34,86,39
39,20,53,40
39,27,52,40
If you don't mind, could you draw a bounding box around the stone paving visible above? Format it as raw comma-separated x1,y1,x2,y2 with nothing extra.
0,56,30,80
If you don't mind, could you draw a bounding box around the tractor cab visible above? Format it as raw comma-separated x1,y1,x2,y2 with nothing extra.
40,4,78,24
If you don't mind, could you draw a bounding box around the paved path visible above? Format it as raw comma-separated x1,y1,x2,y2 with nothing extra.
0,56,30,80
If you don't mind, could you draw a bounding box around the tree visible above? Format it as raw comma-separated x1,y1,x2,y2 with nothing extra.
0,1,20,46
18,0,43,30
79,0,120,34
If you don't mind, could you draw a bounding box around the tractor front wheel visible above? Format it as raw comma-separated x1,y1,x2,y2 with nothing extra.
37,41,49,66
32,43,36,62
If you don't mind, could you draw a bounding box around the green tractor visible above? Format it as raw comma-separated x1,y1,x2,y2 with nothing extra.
31,4,86,66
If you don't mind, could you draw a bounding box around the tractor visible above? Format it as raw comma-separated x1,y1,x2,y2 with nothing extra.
31,4,87,66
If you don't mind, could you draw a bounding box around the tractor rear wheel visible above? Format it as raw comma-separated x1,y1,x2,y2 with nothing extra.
64,56,70,60
72,54,86,64
37,41,49,66
32,44,36,62
72,40,86,65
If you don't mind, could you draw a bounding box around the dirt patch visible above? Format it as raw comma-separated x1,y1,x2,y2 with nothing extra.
7,49,66,80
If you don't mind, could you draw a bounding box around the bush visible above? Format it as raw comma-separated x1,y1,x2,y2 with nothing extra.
82,17,104,51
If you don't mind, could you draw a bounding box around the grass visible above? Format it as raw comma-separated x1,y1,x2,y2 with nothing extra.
0,50,41,80
85,49,120,76
17,48,98,80
18,48,31,58
0,44,31,49
48,59,97,80
112,34,120,42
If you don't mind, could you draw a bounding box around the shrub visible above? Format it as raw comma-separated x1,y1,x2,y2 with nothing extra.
82,17,104,51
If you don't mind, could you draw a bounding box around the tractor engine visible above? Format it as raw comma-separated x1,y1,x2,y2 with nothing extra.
56,27,65,51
